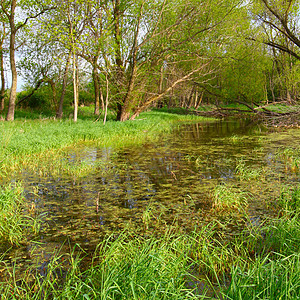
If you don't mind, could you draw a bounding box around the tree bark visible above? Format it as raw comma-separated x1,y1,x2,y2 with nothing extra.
56,50,71,119
73,53,79,122
6,0,17,121
103,73,109,125
92,61,100,115
113,0,125,121
0,29,5,111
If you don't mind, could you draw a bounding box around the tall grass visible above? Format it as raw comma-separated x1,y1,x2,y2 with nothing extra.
0,211,299,299
225,253,300,300
212,184,248,213
0,183,39,246
0,231,202,299
0,110,212,177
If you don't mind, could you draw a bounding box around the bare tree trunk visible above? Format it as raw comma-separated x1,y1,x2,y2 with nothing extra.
103,73,109,125
6,33,17,120
187,87,194,109
92,62,100,115
100,86,104,111
195,90,204,109
193,90,198,109
6,1,17,121
113,0,125,121
157,64,164,108
73,53,78,122
56,50,71,119
0,32,5,111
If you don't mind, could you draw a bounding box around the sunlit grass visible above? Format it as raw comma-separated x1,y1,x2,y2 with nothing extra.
1,211,299,299
212,184,248,213
0,183,39,246
0,110,213,178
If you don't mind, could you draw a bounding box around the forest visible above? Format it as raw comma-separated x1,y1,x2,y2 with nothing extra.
0,0,300,299
0,0,299,122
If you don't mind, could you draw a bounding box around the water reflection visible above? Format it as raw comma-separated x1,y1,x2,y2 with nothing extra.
3,120,299,268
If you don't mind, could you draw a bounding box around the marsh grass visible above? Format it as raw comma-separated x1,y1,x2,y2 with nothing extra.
275,146,300,173
0,231,200,299
225,253,300,300
0,211,299,299
235,159,264,181
0,110,212,178
0,183,39,246
212,184,248,213
278,185,300,215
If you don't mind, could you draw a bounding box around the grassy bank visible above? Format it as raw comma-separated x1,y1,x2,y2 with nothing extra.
1,206,299,299
0,107,299,299
0,108,213,178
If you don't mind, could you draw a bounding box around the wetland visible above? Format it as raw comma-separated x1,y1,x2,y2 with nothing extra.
0,113,299,299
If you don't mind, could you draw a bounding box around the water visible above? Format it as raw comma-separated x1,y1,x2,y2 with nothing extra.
2,119,300,275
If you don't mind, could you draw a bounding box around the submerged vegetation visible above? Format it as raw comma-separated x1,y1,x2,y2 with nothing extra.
1,198,299,299
0,184,39,246
0,108,299,298
0,108,212,178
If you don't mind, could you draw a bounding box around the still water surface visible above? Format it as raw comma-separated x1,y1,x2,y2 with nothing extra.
6,119,300,270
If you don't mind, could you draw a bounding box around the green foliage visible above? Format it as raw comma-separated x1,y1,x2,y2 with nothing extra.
17,87,50,110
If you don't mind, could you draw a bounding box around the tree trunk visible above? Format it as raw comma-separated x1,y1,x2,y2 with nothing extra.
103,73,109,125
0,37,5,111
6,21,17,121
113,0,125,121
92,63,100,115
73,53,78,122
56,50,71,119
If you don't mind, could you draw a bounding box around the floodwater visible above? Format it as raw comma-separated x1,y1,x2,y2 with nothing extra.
2,119,300,276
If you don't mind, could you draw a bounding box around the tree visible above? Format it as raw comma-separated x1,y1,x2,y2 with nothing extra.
0,22,7,111
256,0,300,61
106,0,242,121
252,0,300,102
0,0,55,120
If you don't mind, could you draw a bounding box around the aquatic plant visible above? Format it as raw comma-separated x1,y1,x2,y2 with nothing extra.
275,146,300,173
0,211,299,299
212,184,248,213
0,183,39,246
235,158,264,181
0,110,212,178
1,231,200,299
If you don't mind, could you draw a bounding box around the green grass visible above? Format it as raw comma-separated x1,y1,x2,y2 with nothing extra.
0,183,39,246
1,106,300,298
235,158,264,181
225,253,300,300
0,109,213,178
212,184,248,213
0,210,299,299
